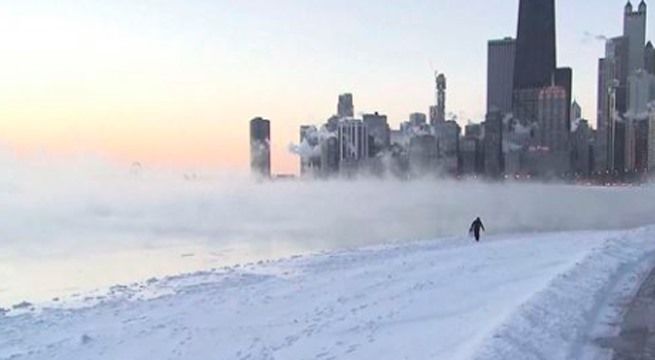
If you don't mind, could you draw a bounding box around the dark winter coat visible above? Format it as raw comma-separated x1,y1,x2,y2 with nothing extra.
469,218,485,241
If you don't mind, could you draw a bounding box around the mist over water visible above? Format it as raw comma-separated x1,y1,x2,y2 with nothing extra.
1,152,655,306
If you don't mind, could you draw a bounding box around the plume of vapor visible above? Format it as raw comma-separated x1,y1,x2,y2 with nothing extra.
583,31,608,44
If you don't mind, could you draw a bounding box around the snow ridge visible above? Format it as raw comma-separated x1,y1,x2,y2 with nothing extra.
473,227,655,360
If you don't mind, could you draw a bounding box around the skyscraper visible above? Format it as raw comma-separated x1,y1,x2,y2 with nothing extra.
554,67,573,130
512,0,564,129
337,93,354,118
434,121,461,174
320,137,340,178
460,136,484,176
435,73,447,124
606,36,629,112
572,120,594,176
595,2,651,174
487,38,516,114
645,41,655,74
363,112,390,156
537,85,570,154
597,36,629,172
628,69,655,115
513,0,557,90
250,117,271,179
624,1,647,76
337,119,369,175
571,100,582,125
484,110,504,178
625,70,655,172
635,118,650,171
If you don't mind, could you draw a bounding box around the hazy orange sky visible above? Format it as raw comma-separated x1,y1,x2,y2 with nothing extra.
0,1,649,174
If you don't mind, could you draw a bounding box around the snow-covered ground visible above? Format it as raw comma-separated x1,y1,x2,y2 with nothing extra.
3,227,655,360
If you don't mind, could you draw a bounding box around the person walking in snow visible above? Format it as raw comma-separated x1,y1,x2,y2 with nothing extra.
469,217,485,242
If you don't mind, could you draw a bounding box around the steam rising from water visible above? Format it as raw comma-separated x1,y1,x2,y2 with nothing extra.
1,151,655,305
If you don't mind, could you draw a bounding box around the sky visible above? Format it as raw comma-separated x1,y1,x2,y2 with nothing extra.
0,0,652,174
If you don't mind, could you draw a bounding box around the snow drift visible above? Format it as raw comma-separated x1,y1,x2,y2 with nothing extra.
2,227,655,360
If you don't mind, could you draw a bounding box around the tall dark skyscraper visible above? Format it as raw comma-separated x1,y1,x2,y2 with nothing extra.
554,67,573,130
624,1,647,75
509,0,573,175
512,0,572,140
250,117,271,179
513,0,557,90
487,37,516,114
512,0,558,126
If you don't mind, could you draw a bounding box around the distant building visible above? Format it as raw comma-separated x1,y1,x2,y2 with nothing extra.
514,0,556,92
624,1,647,76
537,85,570,153
554,67,573,131
299,125,321,176
594,1,650,175
250,117,271,179
572,119,595,176
362,112,390,156
432,73,447,125
487,37,516,114
571,100,582,125
536,85,571,175
504,148,523,176
512,0,572,135
484,110,504,177
460,136,484,176
337,93,354,118
434,121,461,174
596,57,610,173
597,36,629,172
625,118,637,171
409,113,428,127
337,119,369,175
625,70,655,172
320,136,340,178
645,41,655,74
513,88,542,126
627,69,655,115
429,106,439,127
408,134,438,176
603,36,630,123
325,115,340,132
390,129,408,148
388,131,410,178
465,123,484,139
634,118,649,171
615,120,627,173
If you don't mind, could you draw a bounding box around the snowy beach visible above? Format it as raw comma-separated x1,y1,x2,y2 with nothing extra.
3,227,655,360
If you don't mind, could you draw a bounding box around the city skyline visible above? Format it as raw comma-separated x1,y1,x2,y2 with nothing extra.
0,1,651,174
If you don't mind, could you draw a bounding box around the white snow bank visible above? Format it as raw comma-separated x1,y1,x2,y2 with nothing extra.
2,228,654,360
473,227,655,360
